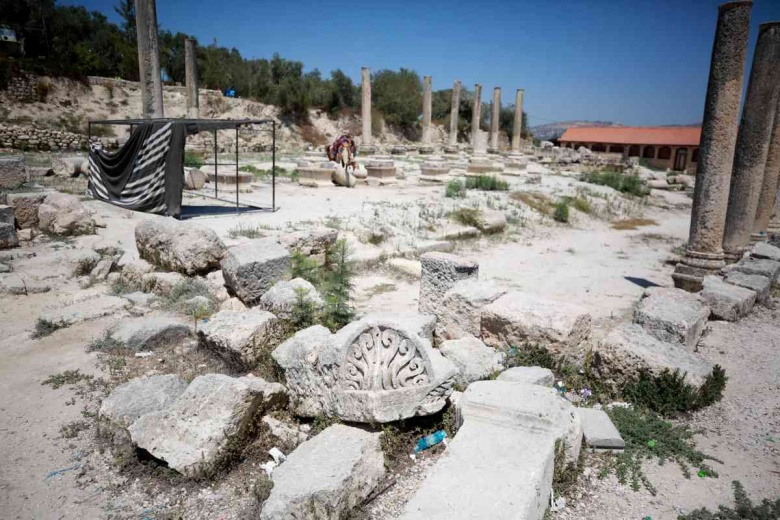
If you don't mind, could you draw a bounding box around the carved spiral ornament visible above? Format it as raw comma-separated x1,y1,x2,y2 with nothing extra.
342,327,429,390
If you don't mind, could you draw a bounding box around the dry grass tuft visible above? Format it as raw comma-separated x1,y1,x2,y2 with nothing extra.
510,191,553,215
611,218,658,230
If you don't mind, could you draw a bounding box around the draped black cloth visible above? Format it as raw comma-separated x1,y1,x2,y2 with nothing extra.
88,121,196,218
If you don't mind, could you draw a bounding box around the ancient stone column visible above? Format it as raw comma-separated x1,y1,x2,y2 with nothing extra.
752,100,780,239
471,84,482,146
184,38,199,119
512,89,524,151
722,21,780,260
449,81,461,147
672,1,752,292
768,187,780,235
361,67,372,146
422,76,432,144
489,87,501,151
135,0,164,118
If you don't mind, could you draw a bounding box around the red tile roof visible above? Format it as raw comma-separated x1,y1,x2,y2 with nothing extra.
559,126,701,146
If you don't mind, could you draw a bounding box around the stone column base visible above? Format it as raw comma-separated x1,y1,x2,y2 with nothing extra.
749,232,769,245
722,247,746,264
672,249,725,292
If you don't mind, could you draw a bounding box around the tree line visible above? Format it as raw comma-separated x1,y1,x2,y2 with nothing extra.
0,0,528,139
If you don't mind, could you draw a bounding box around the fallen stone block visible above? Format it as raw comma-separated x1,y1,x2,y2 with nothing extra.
729,257,780,282
129,374,285,477
183,167,206,190
220,297,247,312
5,193,46,229
0,156,26,190
724,271,771,303
51,156,85,177
495,366,554,387
361,312,436,343
577,408,625,450
750,241,780,262
221,238,291,306
261,415,308,448
141,271,186,296
122,291,157,307
109,316,193,350
70,250,101,276
476,209,506,234
594,323,713,391
401,381,581,520
273,314,458,423
0,205,14,226
439,335,504,385
435,279,508,341
38,193,95,236
259,278,322,319
633,287,710,350
388,257,422,278
120,259,154,290
0,223,18,249
0,275,51,295
278,228,338,260
39,295,129,327
419,252,478,315
198,308,281,369
90,258,114,281
135,219,226,275
700,275,757,321
100,374,188,428
260,424,384,520
481,291,591,354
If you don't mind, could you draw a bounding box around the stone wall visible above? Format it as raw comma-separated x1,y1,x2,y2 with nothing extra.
0,123,88,151
3,75,43,103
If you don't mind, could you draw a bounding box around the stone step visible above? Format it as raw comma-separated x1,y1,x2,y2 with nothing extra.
577,408,625,451
633,287,710,350
750,242,780,262
723,271,771,303
701,275,757,321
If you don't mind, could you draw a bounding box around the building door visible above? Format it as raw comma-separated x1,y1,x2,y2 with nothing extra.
674,148,688,171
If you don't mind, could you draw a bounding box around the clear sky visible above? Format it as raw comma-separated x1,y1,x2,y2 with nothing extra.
64,0,780,127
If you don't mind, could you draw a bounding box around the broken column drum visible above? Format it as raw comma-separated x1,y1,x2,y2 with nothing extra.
512,89,524,151
134,0,164,118
449,81,461,147
722,21,780,261
672,0,752,292
185,38,199,119
471,84,482,146
361,67,372,146
489,87,501,151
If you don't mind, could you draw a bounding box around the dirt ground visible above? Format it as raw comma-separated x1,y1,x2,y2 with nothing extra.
1,165,778,519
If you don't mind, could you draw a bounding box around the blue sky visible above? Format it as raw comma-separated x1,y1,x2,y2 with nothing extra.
65,0,780,127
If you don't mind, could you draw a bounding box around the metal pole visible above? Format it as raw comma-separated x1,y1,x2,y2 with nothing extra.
235,126,239,214
272,121,276,211
213,128,218,199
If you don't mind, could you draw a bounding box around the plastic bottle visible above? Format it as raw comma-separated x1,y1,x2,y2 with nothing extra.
414,430,447,453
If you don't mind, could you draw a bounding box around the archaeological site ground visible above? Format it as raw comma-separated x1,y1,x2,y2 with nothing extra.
1,1,780,519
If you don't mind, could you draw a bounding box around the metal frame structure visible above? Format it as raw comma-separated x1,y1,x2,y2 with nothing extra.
87,118,280,215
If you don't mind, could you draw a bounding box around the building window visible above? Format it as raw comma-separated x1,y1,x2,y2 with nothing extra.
609,145,624,154
628,145,641,157
642,146,655,159
692,148,699,162
591,143,606,152
658,146,672,160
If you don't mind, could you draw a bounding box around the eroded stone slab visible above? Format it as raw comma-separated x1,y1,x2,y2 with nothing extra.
595,323,713,390
495,366,554,387
221,238,291,306
273,314,458,423
439,335,504,385
577,408,625,450
750,242,780,262
261,424,384,520
129,374,285,477
109,316,193,350
633,287,710,350
40,295,129,327
100,374,188,428
259,278,322,319
724,271,771,303
701,275,757,321
198,308,280,369
481,291,591,354
419,252,478,315
729,257,780,281
135,219,226,275
435,279,508,341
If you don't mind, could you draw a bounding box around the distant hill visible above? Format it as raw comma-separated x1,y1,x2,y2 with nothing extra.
530,121,621,141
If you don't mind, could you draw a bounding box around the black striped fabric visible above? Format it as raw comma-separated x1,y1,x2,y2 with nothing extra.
88,121,188,217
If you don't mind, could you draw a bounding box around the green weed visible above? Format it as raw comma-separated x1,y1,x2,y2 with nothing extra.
465,175,508,191
677,481,780,519
445,180,466,198
33,318,64,338
581,171,648,197
450,207,482,227
553,201,570,223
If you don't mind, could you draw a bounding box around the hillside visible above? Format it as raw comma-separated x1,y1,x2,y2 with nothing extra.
530,120,621,141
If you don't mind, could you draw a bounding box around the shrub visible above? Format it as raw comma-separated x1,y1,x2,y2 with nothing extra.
35,81,51,102
33,318,63,338
603,406,719,494
184,151,205,168
622,365,727,416
320,239,355,331
552,201,569,223
289,287,318,330
445,180,466,198
290,248,321,285
677,481,780,519
510,191,553,215
465,175,509,191
450,207,482,228
581,171,648,197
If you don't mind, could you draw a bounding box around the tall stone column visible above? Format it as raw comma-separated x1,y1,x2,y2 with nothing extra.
135,0,164,118
512,88,524,151
449,81,461,147
471,84,482,146
184,38,199,119
672,0,752,292
489,87,501,151
422,76,432,144
753,100,780,238
768,186,780,235
361,67,372,146
722,21,780,260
